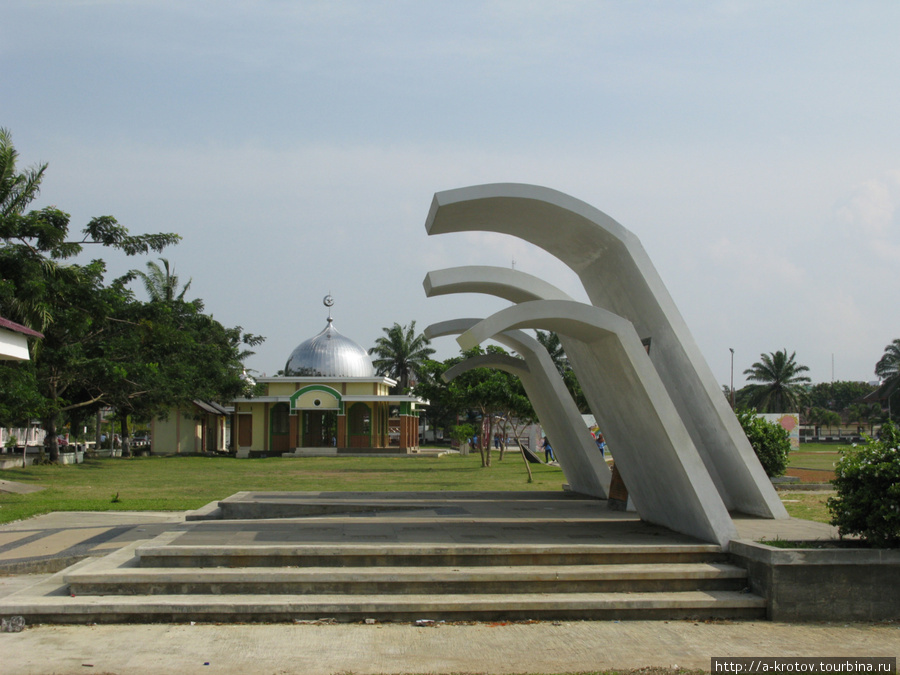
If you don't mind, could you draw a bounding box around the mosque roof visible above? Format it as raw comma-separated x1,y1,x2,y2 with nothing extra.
283,317,375,378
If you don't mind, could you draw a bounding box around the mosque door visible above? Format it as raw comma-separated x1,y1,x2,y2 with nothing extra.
348,403,371,448
238,415,252,447
303,411,337,447
270,403,290,453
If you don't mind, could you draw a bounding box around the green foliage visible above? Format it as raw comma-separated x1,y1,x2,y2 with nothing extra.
536,330,589,413
368,321,435,393
741,349,810,412
0,129,261,459
806,381,877,412
448,423,475,444
736,409,790,477
827,421,900,547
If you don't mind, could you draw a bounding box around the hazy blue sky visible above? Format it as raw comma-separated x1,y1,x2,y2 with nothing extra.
4,1,899,388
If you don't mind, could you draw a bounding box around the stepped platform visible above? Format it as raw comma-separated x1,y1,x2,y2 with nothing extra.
0,491,767,624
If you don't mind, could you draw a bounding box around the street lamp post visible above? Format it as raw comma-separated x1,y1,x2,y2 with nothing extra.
729,348,735,410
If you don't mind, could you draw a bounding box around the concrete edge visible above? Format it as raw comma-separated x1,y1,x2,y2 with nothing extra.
730,539,900,565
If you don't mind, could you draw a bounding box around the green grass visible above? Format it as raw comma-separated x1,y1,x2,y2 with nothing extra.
0,451,564,525
779,491,831,523
789,443,857,471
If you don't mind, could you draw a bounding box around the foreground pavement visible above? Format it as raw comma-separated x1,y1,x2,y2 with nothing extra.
1,616,898,674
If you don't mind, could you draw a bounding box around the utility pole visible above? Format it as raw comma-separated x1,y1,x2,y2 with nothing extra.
729,348,735,410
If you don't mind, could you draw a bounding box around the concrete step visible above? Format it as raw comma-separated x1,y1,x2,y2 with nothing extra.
136,542,728,568
6,564,766,624
67,561,750,596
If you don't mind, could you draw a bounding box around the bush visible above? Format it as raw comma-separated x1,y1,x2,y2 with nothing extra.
827,421,900,547
736,409,790,477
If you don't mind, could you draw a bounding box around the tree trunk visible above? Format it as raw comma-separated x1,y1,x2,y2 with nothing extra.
518,440,533,483
121,418,132,458
484,416,492,468
95,409,103,451
43,414,60,463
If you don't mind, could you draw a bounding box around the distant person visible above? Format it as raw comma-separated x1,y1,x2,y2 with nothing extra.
493,433,501,450
595,433,606,458
542,436,554,462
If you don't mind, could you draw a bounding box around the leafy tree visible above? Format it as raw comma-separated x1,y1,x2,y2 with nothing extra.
102,291,263,455
741,350,811,412
806,381,877,413
828,421,900,547
413,357,466,440
448,346,534,467
0,129,180,460
369,321,435,393
0,129,180,334
736,409,790,477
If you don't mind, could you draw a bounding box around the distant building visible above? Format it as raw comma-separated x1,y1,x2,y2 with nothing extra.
150,400,229,455
0,316,43,361
231,304,425,457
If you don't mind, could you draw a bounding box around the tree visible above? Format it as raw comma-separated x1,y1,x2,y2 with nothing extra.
828,421,900,547
535,330,589,413
136,258,192,304
741,349,811,413
875,339,900,420
807,381,877,413
101,290,263,455
0,128,181,460
736,409,790,477
369,321,435,393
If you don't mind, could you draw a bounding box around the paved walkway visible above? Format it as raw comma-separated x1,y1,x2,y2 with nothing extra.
1,495,895,675
1,617,898,674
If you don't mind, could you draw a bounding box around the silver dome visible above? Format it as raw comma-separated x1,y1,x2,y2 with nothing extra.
284,318,375,378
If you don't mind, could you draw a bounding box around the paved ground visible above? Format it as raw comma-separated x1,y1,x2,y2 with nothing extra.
1,493,896,675
2,617,898,675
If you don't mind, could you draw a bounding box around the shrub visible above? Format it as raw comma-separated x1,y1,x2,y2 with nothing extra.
827,421,900,547
736,409,790,477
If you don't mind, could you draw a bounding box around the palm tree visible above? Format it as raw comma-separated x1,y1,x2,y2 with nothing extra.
535,330,567,376
875,338,900,420
137,258,192,304
0,128,46,219
742,349,811,412
369,321,435,393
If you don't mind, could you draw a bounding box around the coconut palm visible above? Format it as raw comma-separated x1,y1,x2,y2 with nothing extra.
0,127,45,219
535,330,567,376
742,349,811,412
875,338,900,419
137,258,192,304
369,321,435,393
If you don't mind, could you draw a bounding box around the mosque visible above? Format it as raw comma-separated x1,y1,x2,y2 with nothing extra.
234,296,426,456
153,296,425,456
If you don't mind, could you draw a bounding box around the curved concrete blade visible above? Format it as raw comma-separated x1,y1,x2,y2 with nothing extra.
426,183,786,519
458,299,739,547
425,319,610,498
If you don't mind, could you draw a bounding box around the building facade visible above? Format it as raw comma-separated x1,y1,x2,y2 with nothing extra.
231,310,424,457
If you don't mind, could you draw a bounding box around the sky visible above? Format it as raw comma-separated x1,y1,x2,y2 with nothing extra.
3,1,899,389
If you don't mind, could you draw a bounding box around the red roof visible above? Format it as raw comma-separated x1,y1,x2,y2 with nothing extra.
0,316,44,339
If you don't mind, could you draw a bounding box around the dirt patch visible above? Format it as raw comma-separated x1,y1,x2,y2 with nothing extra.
786,467,835,483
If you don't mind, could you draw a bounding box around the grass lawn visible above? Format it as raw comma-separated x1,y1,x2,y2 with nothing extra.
788,442,856,471
0,450,564,525
0,448,839,527
778,491,832,524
